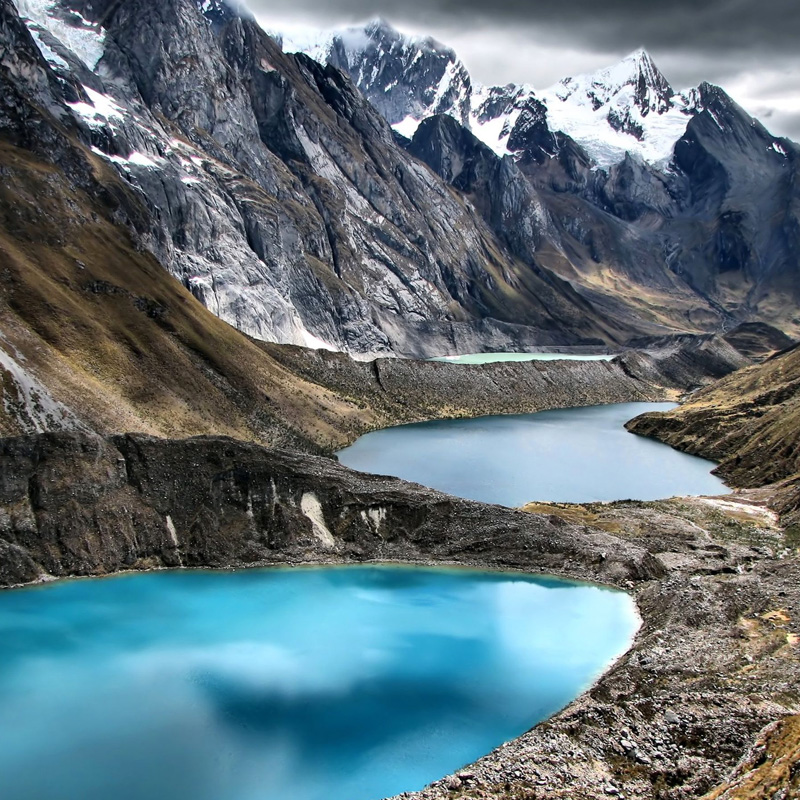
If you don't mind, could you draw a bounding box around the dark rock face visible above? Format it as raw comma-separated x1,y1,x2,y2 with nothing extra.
0,431,662,588
408,115,554,266
405,115,719,333
505,96,560,164
1,0,630,359
409,89,800,336
596,153,680,222
619,333,750,388
667,84,800,310
627,49,675,116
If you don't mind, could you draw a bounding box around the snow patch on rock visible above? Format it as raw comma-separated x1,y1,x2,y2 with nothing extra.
15,0,106,70
69,87,125,127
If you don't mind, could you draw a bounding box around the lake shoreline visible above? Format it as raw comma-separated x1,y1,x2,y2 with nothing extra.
336,402,729,506
0,431,797,798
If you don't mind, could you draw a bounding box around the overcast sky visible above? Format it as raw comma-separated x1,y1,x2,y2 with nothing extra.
246,0,800,141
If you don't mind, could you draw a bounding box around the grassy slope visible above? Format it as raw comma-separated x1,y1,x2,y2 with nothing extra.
627,344,800,488
701,715,800,800
0,140,377,450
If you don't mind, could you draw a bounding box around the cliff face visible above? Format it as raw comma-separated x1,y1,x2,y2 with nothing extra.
402,100,800,341
0,0,633,452
0,76,747,457
0,431,661,589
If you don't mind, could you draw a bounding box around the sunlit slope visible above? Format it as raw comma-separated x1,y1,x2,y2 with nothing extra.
627,344,800,489
0,140,375,449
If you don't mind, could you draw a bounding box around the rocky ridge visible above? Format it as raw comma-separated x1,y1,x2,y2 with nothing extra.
279,18,473,132
281,23,696,166
0,30,748,460
284,19,800,341
0,431,662,588
722,322,797,362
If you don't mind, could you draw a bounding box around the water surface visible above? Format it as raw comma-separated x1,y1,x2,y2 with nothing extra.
430,352,614,364
0,566,638,800
337,402,729,506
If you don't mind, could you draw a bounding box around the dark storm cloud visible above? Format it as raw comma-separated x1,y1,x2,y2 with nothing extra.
249,0,800,140
250,0,800,55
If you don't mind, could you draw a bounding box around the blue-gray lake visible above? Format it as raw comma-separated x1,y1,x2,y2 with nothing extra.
337,402,729,506
0,566,639,800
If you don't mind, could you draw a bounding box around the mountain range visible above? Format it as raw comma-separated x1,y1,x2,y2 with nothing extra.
280,17,800,342
281,19,699,167
2,0,799,369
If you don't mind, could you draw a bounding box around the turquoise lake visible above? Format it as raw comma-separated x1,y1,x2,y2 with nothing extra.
430,352,615,364
0,566,639,800
337,402,729,506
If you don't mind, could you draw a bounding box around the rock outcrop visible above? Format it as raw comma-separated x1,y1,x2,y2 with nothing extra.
723,322,797,361
0,431,661,588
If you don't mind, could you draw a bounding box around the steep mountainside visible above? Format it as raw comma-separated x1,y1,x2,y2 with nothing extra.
0,99,371,450
627,344,800,504
285,20,800,340
405,113,723,333
1,0,750,455
4,0,646,360
4,0,799,368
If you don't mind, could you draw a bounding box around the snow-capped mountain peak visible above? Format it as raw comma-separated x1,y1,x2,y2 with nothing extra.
278,22,708,170
555,48,674,116
535,48,696,166
277,18,472,133
276,24,335,65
